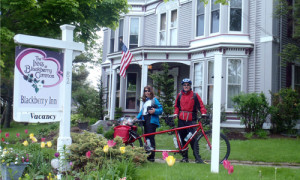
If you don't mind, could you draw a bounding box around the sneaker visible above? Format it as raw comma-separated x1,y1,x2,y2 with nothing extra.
195,159,203,163
147,158,155,162
180,157,189,163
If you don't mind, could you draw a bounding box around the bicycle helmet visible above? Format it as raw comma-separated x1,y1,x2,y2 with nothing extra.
181,78,192,85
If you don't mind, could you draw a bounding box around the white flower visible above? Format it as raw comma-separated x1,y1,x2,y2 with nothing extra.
15,161,18,164
37,84,43,89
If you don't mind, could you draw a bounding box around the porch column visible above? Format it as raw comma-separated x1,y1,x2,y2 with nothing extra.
140,64,148,110
211,52,223,173
109,68,117,120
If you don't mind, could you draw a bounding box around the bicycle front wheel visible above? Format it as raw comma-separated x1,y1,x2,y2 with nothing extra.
193,130,230,164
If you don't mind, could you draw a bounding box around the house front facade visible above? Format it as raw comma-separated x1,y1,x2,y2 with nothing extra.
101,0,299,128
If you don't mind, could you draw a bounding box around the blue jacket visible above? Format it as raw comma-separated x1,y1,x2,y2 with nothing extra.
136,97,163,127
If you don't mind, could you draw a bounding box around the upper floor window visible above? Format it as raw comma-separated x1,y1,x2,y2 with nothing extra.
118,19,124,51
194,62,204,97
227,59,242,108
170,10,178,45
211,0,220,33
196,0,205,36
129,18,139,49
229,0,242,31
110,30,115,53
160,13,167,45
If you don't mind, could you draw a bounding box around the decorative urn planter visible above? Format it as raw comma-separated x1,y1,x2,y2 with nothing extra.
1,163,29,180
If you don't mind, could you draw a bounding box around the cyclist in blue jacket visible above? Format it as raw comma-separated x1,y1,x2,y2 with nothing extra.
135,85,163,162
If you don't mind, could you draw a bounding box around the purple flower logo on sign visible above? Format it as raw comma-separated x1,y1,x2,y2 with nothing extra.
15,48,63,93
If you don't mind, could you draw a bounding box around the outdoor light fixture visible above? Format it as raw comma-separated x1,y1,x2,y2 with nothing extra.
148,65,152,70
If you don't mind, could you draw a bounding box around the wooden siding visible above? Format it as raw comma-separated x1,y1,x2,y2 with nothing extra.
177,2,193,46
143,14,157,46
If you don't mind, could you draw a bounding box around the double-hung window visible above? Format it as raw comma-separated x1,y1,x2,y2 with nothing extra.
194,62,204,97
160,13,167,45
118,19,124,51
207,61,214,105
196,0,205,37
227,59,242,108
229,0,242,31
129,18,139,49
126,73,137,110
211,0,220,33
292,65,300,95
115,74,120,108
110,30,115,53
170,10,177,45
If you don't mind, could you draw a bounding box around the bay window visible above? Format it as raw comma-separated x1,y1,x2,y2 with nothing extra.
227,59,242,108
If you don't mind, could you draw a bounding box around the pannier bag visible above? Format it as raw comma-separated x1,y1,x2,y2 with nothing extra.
114,125,131,143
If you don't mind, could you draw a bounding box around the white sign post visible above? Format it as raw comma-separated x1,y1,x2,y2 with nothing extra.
13,24,84,166
211,52,223,173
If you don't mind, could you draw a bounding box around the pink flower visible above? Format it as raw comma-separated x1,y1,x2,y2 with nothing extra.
119,177,127,180
162,151,169,160
25,129,28,134
26,158,29,162
69,162,73,166
1,138,4,142
228,165,234,174
41,138,46,142
0,129,2,133
86,151,91,158
16,133,20,137
5,132,9,138
107,140,116,147
55,152,60,158
223,160,231,170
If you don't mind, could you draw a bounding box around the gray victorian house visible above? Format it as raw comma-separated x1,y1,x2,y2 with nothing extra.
101,0,299,129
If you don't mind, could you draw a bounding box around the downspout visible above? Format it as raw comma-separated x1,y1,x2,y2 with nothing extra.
253,0,257,92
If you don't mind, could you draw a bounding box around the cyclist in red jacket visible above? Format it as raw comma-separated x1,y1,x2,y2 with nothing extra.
174,78,207,163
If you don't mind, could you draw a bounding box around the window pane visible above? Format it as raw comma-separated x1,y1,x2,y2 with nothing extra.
126,73,137,109
119,19,124,51
194,62,203,97
227,85,241,108
228,59,241,84
295,66,300,95
197,0,204,14
230,0,242,8
160,13,166,30
170,29,177,45
207,86,214,105
197,15,204,36
230,9,242,31
171,10,177,28
111,30,115,38
211,11,219,33
160,31,166,45
208,61,214,84
211,0,220,11
130,18,139,35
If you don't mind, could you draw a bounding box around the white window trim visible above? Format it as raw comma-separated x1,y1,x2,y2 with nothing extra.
228,0,243,33
206,60,214,105
225,58,243,111
193,61,204,98
209,0,221,35
128,17,140,49
195,0,206,38
125,72,138,111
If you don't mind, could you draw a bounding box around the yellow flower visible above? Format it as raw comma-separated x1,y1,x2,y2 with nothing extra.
29,133,34,139
47,141,52,147
2,160,4,163
120,147,126,154
41,142,46,148
49,172,51,176
166,156,176,166
22,140,29,146
103,145,109,153
31,137,37,142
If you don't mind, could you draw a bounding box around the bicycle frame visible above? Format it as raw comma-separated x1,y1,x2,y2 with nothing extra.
131,120,212,153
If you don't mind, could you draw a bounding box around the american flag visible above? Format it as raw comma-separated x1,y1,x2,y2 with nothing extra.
120,44,133,78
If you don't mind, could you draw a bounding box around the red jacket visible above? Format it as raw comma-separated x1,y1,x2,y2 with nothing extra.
174,90,207,121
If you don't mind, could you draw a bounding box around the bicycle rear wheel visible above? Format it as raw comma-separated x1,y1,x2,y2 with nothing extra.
193,130,230,164
127,131,143,147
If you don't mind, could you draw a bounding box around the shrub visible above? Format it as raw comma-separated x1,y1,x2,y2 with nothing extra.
67,132,147,174
104,127,115,139
97,125,104,134
232,92,270,132
270,88,300,134
255,129,269,139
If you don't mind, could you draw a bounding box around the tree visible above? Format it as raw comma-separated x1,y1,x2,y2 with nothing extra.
149,63,175,116
0,0,128,127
